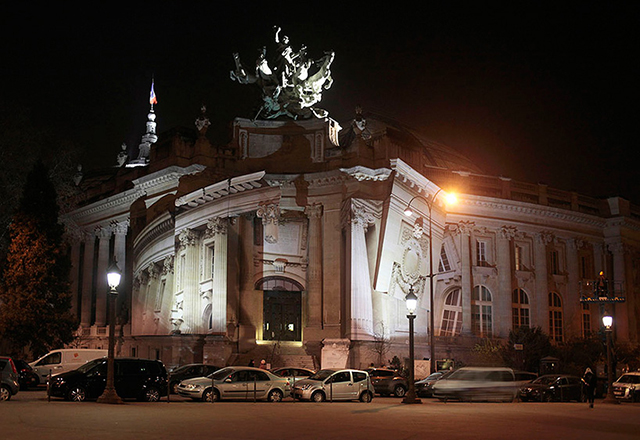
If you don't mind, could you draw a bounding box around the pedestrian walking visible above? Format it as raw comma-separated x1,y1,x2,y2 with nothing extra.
259,359,268,370
248,359,255,367
582,367,597,408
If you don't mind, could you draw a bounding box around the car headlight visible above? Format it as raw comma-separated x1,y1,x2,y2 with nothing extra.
184,384,203,391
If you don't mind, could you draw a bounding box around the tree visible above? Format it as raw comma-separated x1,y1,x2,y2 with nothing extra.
501,326,553,373
0,160,78,357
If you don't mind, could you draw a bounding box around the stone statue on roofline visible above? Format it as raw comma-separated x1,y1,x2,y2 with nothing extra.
230,26,335,120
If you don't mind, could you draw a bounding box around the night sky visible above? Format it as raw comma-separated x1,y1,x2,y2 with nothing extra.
2,3,639,203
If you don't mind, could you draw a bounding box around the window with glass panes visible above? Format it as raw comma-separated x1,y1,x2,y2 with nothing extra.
581,303,591,337
439,246,452,272
471,286,493,336
440,288,462,336
512,288,530,329
548,292,563,342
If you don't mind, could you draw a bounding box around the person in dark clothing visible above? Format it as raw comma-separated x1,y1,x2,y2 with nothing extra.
582,368,597,408
248,359,255,367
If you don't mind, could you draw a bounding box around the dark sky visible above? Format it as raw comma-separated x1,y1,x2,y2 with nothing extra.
2,3,638,203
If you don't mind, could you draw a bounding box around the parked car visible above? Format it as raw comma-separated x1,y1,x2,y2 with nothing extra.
415,369,455,398
612,371,640,402
169,364,221,394
30,349,107,385
366,368,408,397
177,366,290,402
432,367,517,402
0,356,20,401
48,357,168,402
13,359,39,390
292,369,374,402
271,367,315,393
519,374,584,402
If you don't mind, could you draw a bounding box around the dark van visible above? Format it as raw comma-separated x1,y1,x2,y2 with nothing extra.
49,357,167,402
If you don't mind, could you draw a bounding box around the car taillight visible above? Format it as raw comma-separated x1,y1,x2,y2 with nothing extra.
9,359,17,374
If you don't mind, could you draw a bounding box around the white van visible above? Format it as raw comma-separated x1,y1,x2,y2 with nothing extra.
29,349,107,385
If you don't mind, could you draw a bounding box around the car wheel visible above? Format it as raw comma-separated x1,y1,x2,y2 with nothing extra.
67,386,86,402
0,385,11,401
311,391,325,402
393,385,407,398
202,388,220,402
143,387,160,402
267,389,283,402
359,391,373,403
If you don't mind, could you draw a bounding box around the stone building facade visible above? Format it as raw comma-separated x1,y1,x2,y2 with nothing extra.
63,107,640,371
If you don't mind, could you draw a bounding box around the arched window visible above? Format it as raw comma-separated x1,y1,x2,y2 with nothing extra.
472,286,493,337
440,288,462,336
549,292,563,342
512,288,530,329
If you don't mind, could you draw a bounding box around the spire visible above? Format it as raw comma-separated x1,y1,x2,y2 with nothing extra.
127,78,159,168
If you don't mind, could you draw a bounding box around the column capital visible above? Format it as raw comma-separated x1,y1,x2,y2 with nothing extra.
305,203,324,219
177,228,198,248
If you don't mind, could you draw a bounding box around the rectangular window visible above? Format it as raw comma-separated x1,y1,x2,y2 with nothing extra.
439,247,452,272
515,245,523,271
476,240,488,266
550,250,559,275
154,279,166,312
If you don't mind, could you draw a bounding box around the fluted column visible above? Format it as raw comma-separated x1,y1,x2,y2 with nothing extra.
112,221,128,324
496,226,515,337
178,229,200,333
348,201,375,340
80,232,96,327
457,222,473,335
305,203,323,328
609,242,628,339
94,227,111,327
566,238,581,337
69,239,82,318
207,217,228,333
534,232,551,331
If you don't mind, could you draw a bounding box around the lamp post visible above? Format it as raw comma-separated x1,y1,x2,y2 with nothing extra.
402,286,421,404
97,260,123,404
404,189,456,374
602,314,619,404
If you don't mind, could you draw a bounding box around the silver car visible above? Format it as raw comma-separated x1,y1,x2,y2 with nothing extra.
292,369,374,402
177,366,289,402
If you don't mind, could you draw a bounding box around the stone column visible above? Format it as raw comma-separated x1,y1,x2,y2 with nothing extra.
177,229,200,333
305,203,324,329
207,217,228,333
94,227,111,327
69,239,82,318
143,262,160,334
112,221,128,328
565,238,581,337
348,201,375,340
80,232,96,327
456,222,473,335
495,226,515,337
609,242,628,339
533,232,551,332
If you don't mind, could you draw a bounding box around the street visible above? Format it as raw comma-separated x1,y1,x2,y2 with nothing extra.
1,390,638,440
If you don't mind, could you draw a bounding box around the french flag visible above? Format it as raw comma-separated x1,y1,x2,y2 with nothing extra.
150,81,158,105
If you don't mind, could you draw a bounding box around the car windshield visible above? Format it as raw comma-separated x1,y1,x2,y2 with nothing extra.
76,358,105,374
309,369,336,381
208,367,234,380
172,365,192,374
533,376,559,385
617,374,640,384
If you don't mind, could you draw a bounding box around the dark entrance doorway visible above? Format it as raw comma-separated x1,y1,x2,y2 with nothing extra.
263,291,301,341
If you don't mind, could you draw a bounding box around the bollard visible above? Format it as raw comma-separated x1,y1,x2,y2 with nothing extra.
167,372,171,403
47,369,51,402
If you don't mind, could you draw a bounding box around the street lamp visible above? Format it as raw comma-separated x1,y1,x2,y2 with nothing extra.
602,314,619,404
404,189,456,374
402,286,421,404
97,260,123,404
